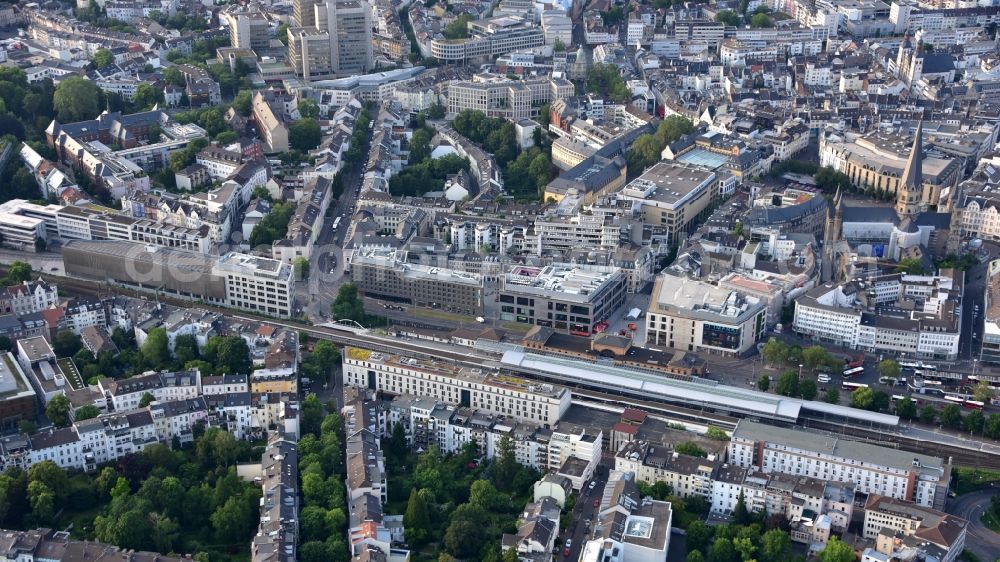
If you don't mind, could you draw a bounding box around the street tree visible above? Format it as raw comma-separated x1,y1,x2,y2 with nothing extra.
802,346,829,370
799,379,818,401
3,261,32,285
896,397,917,419
761,338,789,366
757,375,770,392
920,404,938,424
940,404,963,429
973,381,996,404
966,409,985,434
824,387,840,404
850,387,874,409
878,359,901,381
775,370,799,397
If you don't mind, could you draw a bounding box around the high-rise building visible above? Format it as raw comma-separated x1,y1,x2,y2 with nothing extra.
293,0,320,28
328,0,373,75
288,0,373,80
222,6,270,52
287,27,334,81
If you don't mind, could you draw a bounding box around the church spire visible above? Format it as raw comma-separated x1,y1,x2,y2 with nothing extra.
896,120,924,219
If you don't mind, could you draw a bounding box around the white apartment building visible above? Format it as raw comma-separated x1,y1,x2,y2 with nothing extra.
196,147,243,180
99,369,201,412
862,495,967,562
203,374,250,395
729,421,948,508
217,253,294,319
616,441,717,499
0,280,59,316
150,397,210,443
343,347,571,425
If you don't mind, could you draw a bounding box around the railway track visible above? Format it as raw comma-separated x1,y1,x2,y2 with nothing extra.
37,272,1000,468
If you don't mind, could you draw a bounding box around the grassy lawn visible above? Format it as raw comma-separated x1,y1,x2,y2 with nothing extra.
954,467,1000,495
982,508,1000,533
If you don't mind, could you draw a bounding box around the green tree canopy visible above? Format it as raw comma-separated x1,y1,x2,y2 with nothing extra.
940,404,963,429
4,262,33,286
715,9,739,25
74,404,101,421
896,397,917,419
878,359,901,380
54,77,102,122
93,49,114,68
674,441,708,457
45,394,72,428
776,371,799,397
817,537,856,562
141,327,170,369
331,283,366,324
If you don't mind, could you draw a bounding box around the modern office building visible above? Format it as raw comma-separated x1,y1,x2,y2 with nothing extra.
288,0,373,79
431,16,545,62
329,0,373,75
0,352,38,433
342,346,572,426
498,263,627,336
62,240,294,318
645,274,766,357
350,247,484,316
447,75,574,121
617,162,719,246
287,27,334,81
729,420,949,509
793,274,961,360
221,5,270,52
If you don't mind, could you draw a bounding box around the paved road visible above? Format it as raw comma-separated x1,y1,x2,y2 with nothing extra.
947,489,1000,561
299,122,372,321
558,468,609,562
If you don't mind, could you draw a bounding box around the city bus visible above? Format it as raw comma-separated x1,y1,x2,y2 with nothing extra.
943,395,965,406
965,400,986,410
842,381,869,391
842,366,865,378
332,217,342,231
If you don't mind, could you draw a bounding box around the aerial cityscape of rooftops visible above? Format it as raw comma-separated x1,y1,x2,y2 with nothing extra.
4,0,1000,560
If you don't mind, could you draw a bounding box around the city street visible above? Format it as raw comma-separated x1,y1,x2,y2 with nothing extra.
946,489,1000,561
557,467,609,562
299,121,373,322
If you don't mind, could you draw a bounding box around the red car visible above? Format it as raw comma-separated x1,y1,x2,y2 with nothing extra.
593,499,600,508
563,547,571,557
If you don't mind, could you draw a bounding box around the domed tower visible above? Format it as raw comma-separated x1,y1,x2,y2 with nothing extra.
895,120,924,220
